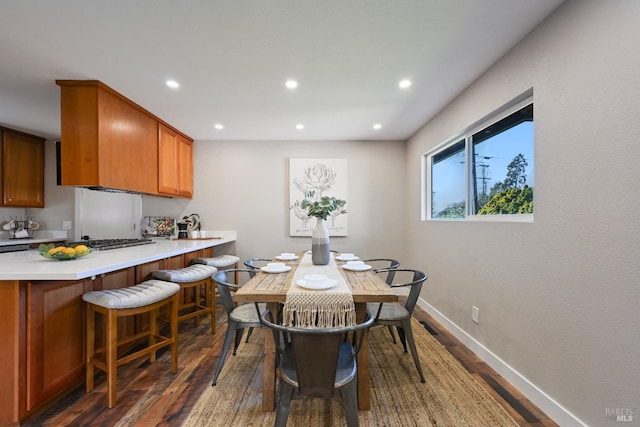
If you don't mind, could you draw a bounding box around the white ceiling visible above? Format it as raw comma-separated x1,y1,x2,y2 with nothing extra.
0,0,564,141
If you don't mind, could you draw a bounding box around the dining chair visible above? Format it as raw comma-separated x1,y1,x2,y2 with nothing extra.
242,258,274,343
258,305,379,427
211,269,265,386
244,258,273,277
362,258,401,343
362,258,400,285
366,269,428,383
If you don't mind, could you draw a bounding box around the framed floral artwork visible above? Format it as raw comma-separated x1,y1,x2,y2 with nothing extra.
289,158,348,236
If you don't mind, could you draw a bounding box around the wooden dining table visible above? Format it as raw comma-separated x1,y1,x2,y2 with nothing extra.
234,253,398,412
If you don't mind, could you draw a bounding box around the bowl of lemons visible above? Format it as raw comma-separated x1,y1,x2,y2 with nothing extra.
39,243,92,260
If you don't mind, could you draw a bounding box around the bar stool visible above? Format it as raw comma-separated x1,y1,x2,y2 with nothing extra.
191,254,240,283
151,264,217,333
83,279,180,408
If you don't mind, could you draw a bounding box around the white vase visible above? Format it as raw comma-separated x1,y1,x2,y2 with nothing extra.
311,218,330,265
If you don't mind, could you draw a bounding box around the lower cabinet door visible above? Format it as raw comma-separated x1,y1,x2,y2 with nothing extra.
183,247,213,265
26,279,92,411
136,259,164,282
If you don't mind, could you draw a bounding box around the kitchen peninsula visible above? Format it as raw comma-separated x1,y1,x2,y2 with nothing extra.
0,231,236,426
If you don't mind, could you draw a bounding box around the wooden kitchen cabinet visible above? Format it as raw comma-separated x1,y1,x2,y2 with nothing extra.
1,126,45,207
57,80,193,197
26,278,93,412
136,259,165,282
165,253,186,269
158,123,193,198
135,254,185,282
184,247,213,265
56,80,160,195
177,135,193,197
94,266,136,291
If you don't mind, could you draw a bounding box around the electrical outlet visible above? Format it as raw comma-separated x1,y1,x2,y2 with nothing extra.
472,306,479,324
63,221,72,230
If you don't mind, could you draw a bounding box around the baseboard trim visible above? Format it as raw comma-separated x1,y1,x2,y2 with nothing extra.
417,298,586,427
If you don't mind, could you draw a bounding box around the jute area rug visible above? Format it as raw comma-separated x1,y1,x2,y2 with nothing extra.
182,319,518,426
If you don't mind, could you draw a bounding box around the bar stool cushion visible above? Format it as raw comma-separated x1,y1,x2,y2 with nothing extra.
151,264,217,283
191,255,240,268
82,280,180,309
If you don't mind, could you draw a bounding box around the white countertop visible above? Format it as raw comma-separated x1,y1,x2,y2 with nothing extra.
0,230,68,247
0,230,236,281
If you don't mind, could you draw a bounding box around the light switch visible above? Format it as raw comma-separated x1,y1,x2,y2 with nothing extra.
63,221,72,230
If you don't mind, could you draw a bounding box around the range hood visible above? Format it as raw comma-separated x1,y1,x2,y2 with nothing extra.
83,186,146,195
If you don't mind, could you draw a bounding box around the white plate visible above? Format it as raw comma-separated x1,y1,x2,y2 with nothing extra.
335,255,359,261
341,264,372,272
260,265,293,274
296,278,338,290
275,255,299,261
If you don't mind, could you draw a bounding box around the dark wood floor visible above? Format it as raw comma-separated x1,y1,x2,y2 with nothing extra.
24,302,557,427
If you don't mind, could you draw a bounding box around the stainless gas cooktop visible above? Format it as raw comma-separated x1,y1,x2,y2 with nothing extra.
67,238,156,251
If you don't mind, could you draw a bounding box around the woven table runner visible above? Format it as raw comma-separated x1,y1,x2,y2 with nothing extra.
282,253,356,328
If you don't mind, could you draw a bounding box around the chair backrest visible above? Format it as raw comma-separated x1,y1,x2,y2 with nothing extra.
363,258,400,285
213,269,255,315
243,258,273,277
259,308,375,398
379,269,427,314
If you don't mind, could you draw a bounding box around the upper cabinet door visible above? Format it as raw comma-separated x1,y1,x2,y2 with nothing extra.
2,129,45,207
96,88,159,194
176,134,193,198
158,123,180,196
158,123,193,198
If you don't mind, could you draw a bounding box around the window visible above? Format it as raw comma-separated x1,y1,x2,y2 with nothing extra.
430,140,466,218
424,94,533,221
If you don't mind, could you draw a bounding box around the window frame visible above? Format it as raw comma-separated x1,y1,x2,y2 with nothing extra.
422,91,534,223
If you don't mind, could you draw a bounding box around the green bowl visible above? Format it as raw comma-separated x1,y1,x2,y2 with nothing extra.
39,244,92,261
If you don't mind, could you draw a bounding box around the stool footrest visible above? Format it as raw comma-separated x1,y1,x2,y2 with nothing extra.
179,304,211,318
90,332,174,366
116,336,174,367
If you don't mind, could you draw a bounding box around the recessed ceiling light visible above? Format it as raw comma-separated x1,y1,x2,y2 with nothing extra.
166,79,180,89
398,79,412,89
285,80,298,89
373,123,382,130
214,123,224,130
295,124,304,130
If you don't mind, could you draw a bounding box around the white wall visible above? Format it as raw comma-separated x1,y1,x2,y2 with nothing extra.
405,1,640,426
144,139,408,265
